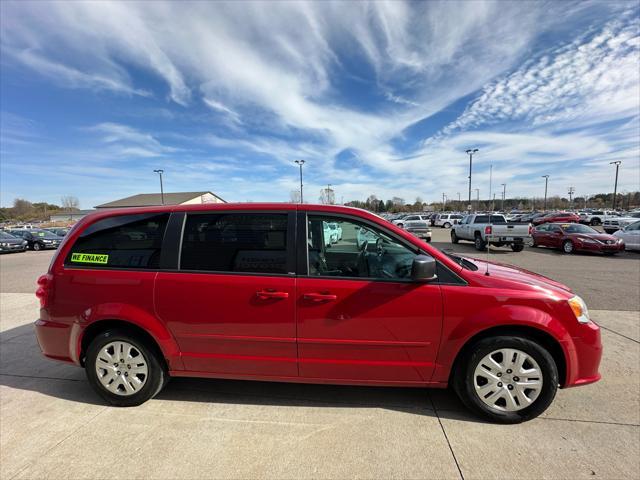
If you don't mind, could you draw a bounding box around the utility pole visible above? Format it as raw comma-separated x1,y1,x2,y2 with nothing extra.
326,184,333,205
542,175,549,211
609,161,621,210
153,169,164,205
457,192,461,211
568,187,575,209
466,149,478,209
501,183,506,212
294,160,305,203
442,193,447,212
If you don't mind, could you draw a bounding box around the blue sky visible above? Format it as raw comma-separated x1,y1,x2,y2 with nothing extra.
1,0,639,208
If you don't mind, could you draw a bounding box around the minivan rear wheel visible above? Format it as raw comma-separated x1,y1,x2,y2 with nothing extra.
85,330,166,407
453,336,558,423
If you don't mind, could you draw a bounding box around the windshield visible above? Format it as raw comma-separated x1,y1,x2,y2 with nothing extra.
30,229,52,236
0,231,17,239
563,224,598,234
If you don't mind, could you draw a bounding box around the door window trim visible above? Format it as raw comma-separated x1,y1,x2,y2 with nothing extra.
299,211,466,285
173,210,297,277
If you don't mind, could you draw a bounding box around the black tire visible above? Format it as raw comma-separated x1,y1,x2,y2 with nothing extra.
85,329,166,407
531,237,538,247
426,237,432,243
474,235,486,251
511,244,524,252
453,336,558,424
562,240,574,254
397,223,404,229
443,222,451,228
590,218,601,226
32,242,41,251
451,230,459,244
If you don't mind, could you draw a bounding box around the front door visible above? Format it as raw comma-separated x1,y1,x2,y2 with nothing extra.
155,211,297,377
297,214,443,384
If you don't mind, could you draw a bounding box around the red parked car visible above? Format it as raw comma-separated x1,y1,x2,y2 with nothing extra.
532,223,625,254
532,212,580,226
35,204,601,423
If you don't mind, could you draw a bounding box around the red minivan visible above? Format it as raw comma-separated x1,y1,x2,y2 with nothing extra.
35,204,601,423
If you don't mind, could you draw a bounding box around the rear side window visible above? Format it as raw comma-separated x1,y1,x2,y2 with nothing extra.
489,215,507,224
474,215,490,223
180,213,288,274
65,213,169,269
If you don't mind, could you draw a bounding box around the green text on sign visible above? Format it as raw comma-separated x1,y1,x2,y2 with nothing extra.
70,253,109,265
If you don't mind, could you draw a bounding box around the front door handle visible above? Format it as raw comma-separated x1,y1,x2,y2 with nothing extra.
303,293,337,302
256,290,289,300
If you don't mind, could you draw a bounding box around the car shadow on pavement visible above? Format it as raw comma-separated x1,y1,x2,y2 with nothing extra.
0,323,484,423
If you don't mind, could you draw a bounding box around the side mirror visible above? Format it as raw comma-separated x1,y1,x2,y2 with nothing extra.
411,255,437,282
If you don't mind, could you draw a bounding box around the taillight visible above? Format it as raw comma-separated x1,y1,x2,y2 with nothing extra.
528,225,533,235
36,274,53,308
484,225,492,235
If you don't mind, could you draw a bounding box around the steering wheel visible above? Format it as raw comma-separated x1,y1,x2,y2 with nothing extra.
376,237,385,257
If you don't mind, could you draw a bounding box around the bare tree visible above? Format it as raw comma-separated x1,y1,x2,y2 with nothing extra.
289,190,301,203
61,196,80,211
12,198,33,216
319,186,335,204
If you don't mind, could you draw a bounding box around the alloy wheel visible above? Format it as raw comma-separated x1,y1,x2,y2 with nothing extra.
473,348,543,412
95,341,148,396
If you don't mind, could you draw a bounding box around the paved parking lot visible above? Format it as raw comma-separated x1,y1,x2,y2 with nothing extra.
1,239,639,479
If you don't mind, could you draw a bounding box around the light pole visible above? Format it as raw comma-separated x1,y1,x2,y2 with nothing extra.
466,148,478,208
501,183,506,212
294,160,305,203
609,161,621,210
457,192,461,211
153,169,164,205
542,175,549,211
442,193,447,212
474,188,480,212
489,164,493,210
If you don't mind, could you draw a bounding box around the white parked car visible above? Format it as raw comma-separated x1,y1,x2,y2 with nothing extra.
613,221,640,251
434,214,464,228
578,210,619,226
323,223,337,246
327,222,343,241
603,213,640,233
395,214,430,228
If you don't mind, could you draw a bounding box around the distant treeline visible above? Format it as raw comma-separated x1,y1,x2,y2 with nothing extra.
345,192,640,213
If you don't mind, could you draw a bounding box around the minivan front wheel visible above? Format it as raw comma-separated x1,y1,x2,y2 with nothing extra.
85,330,166,407
454,336,558,423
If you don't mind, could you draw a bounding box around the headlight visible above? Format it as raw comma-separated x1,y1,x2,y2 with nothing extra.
22,241,28,246
568,295,591,324
0,243,7,247
579,238,598,244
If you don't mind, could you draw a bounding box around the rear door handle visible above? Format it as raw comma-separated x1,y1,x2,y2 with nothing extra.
303,293,337,302
256,290,289,300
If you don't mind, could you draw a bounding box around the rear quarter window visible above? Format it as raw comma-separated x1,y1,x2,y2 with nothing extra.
64,213,169,269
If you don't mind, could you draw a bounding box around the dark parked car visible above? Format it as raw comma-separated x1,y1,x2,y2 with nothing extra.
532,223,625,254
0,231,28,253
9,229,63,250
532,212,580,226
44,227,70,237
518,212,545,223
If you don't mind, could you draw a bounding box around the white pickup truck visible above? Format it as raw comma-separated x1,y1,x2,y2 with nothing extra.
451,214,532,251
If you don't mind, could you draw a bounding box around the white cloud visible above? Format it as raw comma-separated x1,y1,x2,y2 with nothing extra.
87,123,177,158
440,13,640,135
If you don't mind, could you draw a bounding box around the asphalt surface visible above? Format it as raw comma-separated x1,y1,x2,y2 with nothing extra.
1,233,639,479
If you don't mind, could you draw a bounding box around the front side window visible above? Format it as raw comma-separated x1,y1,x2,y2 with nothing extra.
65,213,169,269
180,213,288,274
307,215,418,280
